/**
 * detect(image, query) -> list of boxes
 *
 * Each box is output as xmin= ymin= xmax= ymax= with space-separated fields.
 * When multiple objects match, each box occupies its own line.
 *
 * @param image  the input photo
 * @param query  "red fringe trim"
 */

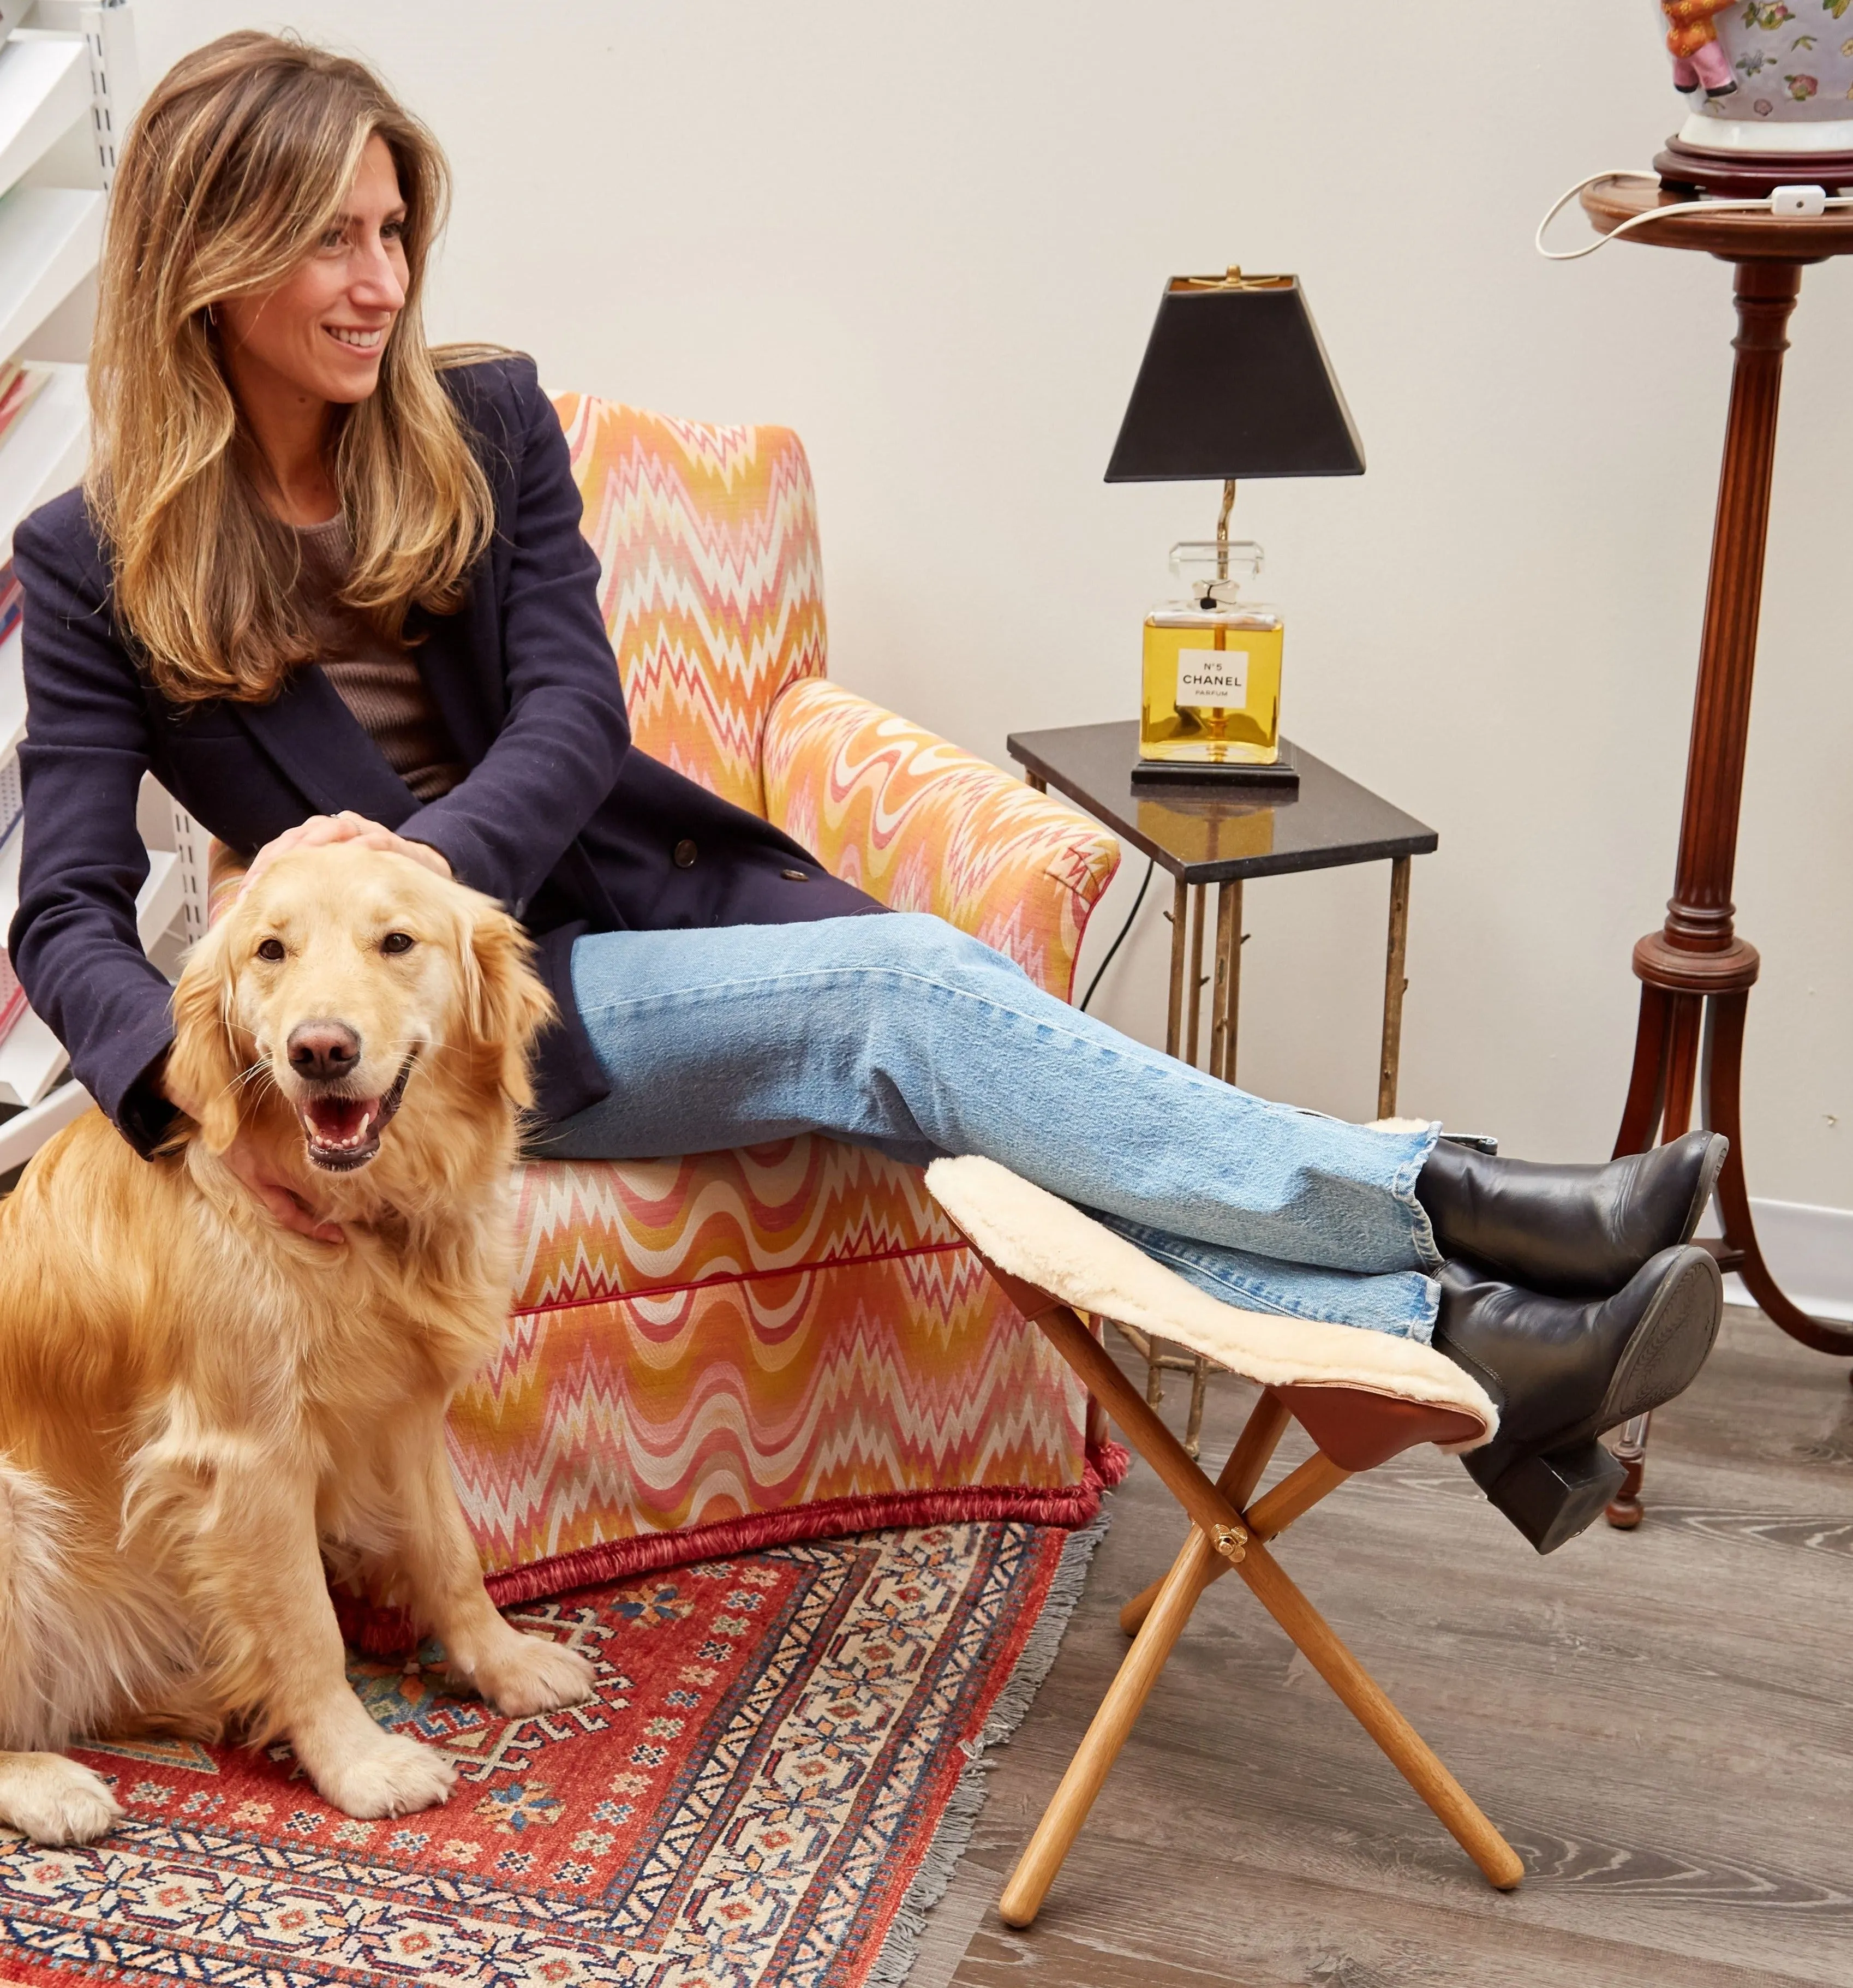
xmin=332 ymin=1440 xmax=1131 ymax=1658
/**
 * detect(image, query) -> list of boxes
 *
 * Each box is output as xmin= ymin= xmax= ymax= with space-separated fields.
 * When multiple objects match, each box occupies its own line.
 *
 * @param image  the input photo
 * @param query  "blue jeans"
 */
xmin=542 ymin=914 xmax=1444 ymax=1340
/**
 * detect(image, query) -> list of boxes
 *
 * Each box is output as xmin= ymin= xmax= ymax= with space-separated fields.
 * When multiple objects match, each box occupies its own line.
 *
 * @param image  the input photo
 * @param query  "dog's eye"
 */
xmin=255 ymin=938 xmax=286 ymax=963
xmin=381 ymin=932 xmax=416 ymax=956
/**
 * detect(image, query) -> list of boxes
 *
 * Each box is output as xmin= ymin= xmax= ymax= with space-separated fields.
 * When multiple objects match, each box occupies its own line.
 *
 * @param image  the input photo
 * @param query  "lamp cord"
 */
xmin=1079 ymin=856 xmax=1156 ymax=1013
xmin=1535 ymin=169 xmax=1853 ymax=262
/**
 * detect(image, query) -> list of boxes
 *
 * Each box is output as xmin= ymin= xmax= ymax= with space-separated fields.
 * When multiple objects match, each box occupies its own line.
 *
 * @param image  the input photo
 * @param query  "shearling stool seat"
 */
xmin=924 ymin=1155 xmax=1526 ymax=1923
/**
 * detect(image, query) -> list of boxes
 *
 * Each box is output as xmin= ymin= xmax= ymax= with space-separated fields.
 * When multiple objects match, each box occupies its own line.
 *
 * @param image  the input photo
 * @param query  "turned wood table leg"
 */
xmin=1609 ymin=256 xmax=1853 ymax=1526
xmin=1614 ymin=984 xmax=1675 ymax=1160
xmin=1705 ymin=990 xmax=1853 ymax=1356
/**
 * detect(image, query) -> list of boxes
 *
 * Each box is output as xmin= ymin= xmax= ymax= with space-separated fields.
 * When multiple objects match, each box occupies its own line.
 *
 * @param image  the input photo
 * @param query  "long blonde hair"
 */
xmin=86 ymin=31 xmax=495 ymax=705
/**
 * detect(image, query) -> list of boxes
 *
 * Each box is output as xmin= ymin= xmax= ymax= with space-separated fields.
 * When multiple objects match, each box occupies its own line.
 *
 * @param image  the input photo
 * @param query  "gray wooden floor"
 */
xmin=909 ymin=1305 xmax=1853 ymax=1988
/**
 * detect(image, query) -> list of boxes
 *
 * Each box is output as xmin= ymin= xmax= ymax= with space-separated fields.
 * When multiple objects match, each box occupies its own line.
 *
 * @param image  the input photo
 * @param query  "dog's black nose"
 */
xmin=287 ymin=1020 xmax=362 ymax=1083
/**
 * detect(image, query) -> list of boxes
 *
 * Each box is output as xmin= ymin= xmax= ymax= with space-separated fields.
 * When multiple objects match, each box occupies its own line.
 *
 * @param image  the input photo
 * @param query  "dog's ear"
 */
xmin=165 ymin=920 xmax=246 ymax=1154
xmin=461 ymin=902 xmax=556 ymax=1108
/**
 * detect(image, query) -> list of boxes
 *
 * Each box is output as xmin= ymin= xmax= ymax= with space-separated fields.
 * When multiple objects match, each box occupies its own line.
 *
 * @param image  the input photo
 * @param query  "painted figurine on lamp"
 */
xmin=1661 ymin=1 xmax=1737 ymax=99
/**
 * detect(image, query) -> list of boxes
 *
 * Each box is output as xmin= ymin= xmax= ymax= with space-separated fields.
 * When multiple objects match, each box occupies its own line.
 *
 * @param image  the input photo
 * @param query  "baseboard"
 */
xmin=1700 ymin=1196 xmax=1853 ymax=1323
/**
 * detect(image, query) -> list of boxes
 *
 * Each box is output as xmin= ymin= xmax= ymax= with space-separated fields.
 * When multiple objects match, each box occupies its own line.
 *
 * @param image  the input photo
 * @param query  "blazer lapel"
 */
xmin=231 ymin=664 xmax=419 ymax=827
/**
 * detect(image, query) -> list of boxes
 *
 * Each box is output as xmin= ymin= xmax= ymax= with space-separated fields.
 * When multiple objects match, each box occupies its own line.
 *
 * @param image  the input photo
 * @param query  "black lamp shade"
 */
xmin=1105 ymin=276 xmax=1364 ymax=483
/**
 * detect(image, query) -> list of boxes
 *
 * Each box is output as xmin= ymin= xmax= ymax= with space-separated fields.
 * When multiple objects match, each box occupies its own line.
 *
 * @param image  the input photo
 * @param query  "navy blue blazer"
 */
xmin=9 ymin=354 xmax=877 ymax=1155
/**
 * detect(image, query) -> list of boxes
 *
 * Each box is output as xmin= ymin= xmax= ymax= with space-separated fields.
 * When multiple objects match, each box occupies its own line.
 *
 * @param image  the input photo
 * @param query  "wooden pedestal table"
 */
xmin=1579 ymin=181 xmax=1853 ymax=1527
xmin=1009 ymin=720 xmax=1438 ymax=1454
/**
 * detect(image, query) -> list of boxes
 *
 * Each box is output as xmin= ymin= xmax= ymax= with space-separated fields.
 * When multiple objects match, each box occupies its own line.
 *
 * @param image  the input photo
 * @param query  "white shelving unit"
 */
xmin=0 ymin=29 xmax=91 ymax=203
xmin=0 ymin=184 xmax=101 ymax=368
xmin=0 ymin=1 xmax=199 ymax=1168
xmin=0 ymin=354 xmax=82 ymax=554
xmin=0 ymin=844 xmax=176 ymax=1111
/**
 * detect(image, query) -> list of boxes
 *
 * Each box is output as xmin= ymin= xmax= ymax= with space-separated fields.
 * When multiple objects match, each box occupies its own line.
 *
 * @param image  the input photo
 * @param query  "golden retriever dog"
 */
xmin=0 ymin=842 xmax=595 ymax=1846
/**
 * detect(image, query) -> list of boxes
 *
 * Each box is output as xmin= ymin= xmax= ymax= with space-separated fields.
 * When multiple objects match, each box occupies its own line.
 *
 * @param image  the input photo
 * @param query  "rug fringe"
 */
xmin=335 ymin=1445 xmax=1128 ymax=1656
xmin=858 ymin=1507 xmax=1112 ymax=1988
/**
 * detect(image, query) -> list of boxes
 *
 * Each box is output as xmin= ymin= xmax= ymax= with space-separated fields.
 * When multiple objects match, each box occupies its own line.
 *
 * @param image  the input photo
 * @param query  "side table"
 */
xmin=1577 ymin=181 xmax=1853 ymax=1530
xmin=1007 ymin=721 xmax=1438 ymax=1451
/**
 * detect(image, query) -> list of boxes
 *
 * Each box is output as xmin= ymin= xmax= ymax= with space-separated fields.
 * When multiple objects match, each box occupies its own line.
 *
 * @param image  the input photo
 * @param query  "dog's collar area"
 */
xmin=297 ymin=1048 xmax=420 ymax=1172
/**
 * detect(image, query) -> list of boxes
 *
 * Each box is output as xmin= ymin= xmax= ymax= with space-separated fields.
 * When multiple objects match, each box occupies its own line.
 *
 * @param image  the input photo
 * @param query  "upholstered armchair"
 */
xmin=436 ymin=397 xmax=1126 ymax=1605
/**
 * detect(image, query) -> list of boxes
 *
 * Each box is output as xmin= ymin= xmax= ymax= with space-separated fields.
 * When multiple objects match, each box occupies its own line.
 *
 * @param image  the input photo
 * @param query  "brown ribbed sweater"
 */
xmin=294 ymin=517 xmax=465 ymax=802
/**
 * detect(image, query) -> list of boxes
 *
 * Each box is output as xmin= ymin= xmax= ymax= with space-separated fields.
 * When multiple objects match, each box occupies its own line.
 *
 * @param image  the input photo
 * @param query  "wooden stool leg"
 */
xmin=1000 ymin=1525 xmax=1222 ymax=1927
xmin=1120 ymin=1389 xmax=1292 ymax=1635
xmin=1234 ymin=1539 xmax=1525 ymax=1891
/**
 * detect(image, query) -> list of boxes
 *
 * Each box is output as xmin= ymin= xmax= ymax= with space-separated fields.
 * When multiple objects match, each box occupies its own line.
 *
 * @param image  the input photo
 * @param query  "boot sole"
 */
xmin=1466 ymin=1246 xmax=1723 ymax=1554
xmin=1676 ymin=1134 xmax=1730 ymax=1251
xmin=1589 ymin=1246 xmax=1723 ymax=1442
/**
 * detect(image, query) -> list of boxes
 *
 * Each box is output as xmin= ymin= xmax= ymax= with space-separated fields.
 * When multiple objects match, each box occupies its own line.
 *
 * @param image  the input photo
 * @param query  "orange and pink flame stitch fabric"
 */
xmin=242 ymin=395 xmax=1129 ymax=1601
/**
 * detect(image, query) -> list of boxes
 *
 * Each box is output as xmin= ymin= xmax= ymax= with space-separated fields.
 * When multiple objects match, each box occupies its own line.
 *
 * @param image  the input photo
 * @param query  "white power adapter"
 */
xmin=1771 ymin=184 xmax=1828 ymax=218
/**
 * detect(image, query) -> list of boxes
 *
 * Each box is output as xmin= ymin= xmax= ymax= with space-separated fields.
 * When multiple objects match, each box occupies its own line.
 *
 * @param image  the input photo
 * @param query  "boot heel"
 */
xmin=1476 ymin=1440 xmax=1625 ymax=1556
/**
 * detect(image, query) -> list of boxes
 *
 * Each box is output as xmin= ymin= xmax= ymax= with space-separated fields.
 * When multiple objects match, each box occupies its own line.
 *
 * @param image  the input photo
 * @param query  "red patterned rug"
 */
xmin=0 ymin=1518 xmax=1103 ymax=1987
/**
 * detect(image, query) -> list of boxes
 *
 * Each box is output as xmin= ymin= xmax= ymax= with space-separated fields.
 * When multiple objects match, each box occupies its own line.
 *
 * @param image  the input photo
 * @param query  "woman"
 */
xmin=11 ymin=32 xmax=1724 ymax=1553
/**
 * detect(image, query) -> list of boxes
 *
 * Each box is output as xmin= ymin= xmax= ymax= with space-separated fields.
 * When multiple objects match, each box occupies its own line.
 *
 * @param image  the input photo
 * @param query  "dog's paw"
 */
xmin=313 ymin=1732 xmax=456 ymax=1820
xmin=474 ymin=1633 xmax=597 ymax=1719
xmin=0 ymin=1754 xmax=123 ymax=1846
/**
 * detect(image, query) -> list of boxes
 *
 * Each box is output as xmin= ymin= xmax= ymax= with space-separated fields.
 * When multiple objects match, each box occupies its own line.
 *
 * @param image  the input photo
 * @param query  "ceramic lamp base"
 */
xmin=1655 ymin=134 xmax=1853 ymax=198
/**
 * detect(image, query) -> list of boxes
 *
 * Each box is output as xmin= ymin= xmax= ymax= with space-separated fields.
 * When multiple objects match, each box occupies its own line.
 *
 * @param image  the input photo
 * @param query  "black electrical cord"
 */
xmin=1078 ymin=856 xmax=1156 ymax=1013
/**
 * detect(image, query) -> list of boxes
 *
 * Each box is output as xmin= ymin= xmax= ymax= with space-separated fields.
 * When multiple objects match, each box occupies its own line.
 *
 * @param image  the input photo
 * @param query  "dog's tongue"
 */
xmin=302 ymin=1095 xmax=376 ymax=1147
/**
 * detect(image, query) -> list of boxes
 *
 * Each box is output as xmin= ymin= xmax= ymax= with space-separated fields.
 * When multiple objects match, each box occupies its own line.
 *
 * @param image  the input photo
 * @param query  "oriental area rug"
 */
xmin=0 ymin=1517 xmax=1104 ymax=1988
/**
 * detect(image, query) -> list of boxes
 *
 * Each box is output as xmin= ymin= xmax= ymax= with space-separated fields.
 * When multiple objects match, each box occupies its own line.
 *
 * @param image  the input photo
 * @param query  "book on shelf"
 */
xmin=0 ymin=363 xmax=49 ymax=449
xmin=0 ymin=749 xmax=19 ymax=851
xmin=0 ymin=951 xmax=25 ymax=1048
xmin=0 ymin=560 xmax=18 ymax=647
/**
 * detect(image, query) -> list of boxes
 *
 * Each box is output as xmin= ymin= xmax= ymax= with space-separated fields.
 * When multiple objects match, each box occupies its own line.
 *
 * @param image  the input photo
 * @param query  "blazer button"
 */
xmin=673 ymin=839 xmax=698 ymax=868
xmin=781 ymin=869 xmax=808 ymax=881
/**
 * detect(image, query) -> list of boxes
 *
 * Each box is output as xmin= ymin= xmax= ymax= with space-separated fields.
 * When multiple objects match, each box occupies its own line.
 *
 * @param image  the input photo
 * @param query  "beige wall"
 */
xmin=135 ymin=1 xmax=1853 ymax=1207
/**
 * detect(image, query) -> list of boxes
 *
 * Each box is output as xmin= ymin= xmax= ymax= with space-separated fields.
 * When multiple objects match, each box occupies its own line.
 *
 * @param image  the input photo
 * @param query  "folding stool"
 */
xmin=924 ymin=1156 xmax=1526 ymax=1924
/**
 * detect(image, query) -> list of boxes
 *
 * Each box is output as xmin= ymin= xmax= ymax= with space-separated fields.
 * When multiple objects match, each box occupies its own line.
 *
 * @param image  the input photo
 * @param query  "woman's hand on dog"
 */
xmin=160 ymin=1069 xmax=345 ymax=1245
xmin=218 ymin=1136 xmax=347 ymax=1245
xmin=243 ymin=812 xmax=453 ymax=893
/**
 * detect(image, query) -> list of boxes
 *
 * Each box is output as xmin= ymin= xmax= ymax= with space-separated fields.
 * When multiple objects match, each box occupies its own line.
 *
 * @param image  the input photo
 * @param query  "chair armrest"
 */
xmin=762 ymin=679 xmax=1121 ymax=1001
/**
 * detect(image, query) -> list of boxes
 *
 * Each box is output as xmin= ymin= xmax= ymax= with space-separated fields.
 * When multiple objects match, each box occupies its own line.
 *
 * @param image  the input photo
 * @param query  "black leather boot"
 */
xmin=1433 ymin=1246 xmax=1722 ymax=1554
xmin=1415 ymin=1130 xmax=1727 ymax=1297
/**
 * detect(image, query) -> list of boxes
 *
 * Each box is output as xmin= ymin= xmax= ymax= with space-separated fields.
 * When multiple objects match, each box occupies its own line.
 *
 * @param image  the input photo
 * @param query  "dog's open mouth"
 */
xmin=296 ymin=1051 xmax=419 ymax=1172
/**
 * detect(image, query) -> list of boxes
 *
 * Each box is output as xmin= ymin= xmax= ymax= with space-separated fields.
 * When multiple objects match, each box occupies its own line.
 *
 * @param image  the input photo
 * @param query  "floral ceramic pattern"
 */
xmin=1658 ymin=0 xmax=1853 ymax=117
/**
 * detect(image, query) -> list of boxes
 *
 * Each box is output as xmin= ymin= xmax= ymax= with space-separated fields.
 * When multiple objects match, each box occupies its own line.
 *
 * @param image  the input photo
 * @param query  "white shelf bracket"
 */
xmin=169 ymin=795 xmax=204 ymax=944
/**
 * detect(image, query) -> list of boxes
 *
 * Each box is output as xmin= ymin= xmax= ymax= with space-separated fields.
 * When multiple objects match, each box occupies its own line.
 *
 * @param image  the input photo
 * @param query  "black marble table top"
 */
xmin=1005 ymin=720 xmax=1438 ymax=886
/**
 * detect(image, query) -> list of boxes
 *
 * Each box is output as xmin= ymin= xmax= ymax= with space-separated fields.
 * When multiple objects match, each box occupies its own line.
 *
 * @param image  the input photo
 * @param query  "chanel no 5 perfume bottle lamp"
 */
xmin=1106 ymin=270 xmax=1364 ymax=787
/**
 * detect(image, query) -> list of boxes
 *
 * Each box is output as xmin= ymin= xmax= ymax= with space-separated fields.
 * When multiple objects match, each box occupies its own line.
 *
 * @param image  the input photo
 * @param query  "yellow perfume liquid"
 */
xmin=1140 ymin=611 xmax=1283 ymax=764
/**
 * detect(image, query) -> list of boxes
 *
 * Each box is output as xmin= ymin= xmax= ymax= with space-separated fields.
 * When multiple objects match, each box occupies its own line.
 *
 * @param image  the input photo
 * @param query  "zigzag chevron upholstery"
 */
xmin=764 ymin=678 xmax=1121 ymax=1004
xmin=552 ymin=394 xmax=827 ymax=819
xmin=449 ymin=1142 xmax=1111 ymax=1598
